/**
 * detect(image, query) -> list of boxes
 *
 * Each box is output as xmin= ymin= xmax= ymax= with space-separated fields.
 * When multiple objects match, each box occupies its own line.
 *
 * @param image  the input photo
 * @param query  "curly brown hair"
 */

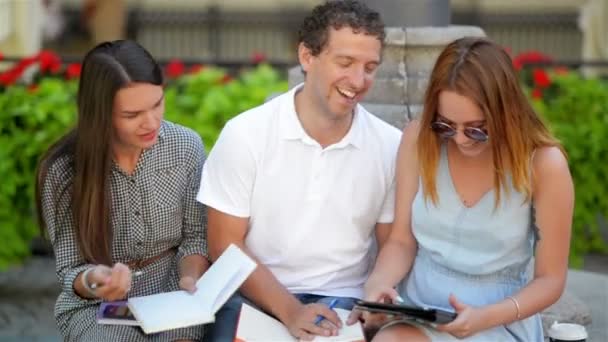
xmin=298 ymin=0 xmax=385 ymax=56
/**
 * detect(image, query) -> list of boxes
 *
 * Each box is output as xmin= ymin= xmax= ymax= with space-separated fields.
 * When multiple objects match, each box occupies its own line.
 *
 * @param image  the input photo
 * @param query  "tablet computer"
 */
xmin=354 ymin=300 xmax=457 ymax=324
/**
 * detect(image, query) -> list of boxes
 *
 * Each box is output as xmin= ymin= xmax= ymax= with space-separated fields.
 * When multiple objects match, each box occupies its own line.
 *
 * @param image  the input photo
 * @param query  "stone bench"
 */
xmin=0 ymin=257 xmax=603 ymax=341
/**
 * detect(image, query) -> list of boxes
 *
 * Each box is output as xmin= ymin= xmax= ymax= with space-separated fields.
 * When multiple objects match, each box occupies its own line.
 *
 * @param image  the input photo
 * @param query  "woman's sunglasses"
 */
xmin=431 ymin=121 xmax=489 ymax=142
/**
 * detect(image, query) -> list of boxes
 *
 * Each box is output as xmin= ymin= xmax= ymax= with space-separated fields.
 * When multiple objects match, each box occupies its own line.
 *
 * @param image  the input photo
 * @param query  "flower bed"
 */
xmin=0 ymin=51 xmax=287 ymax=269
xmin=0 ymin=49 xmax=606 ymax=268
xmin=515 ymin=51 xmax=608 ymax=266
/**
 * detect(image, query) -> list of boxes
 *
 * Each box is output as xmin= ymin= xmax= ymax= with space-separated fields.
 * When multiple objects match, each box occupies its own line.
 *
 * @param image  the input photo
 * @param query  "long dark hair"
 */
xmin=35 ymin=40 xmax=164 ymax=265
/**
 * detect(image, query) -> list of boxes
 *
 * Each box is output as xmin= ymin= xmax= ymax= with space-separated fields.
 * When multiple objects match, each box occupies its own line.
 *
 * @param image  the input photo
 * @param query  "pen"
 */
xmin=91 ymin=270 xmax=143 ymax=290
xmin=314 ymin=298 xmax=339 ymax=325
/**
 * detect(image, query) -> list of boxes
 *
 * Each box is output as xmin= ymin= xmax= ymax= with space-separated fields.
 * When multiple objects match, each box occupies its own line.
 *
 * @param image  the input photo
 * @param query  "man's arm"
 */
xmin=207 ymin=207 xmax=340 ymax=340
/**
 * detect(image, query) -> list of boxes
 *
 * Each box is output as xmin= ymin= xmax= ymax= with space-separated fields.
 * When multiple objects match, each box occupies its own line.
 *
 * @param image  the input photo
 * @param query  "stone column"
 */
xmin=361 ymin=0 xmax=450 ymax=27
xmin=288 ymin=1 xmax=485 ymax=128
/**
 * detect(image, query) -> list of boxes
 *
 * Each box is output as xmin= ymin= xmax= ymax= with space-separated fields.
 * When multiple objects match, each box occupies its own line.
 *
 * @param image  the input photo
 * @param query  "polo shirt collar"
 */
xmin=280 ymin=83 xmax=364 ymax=149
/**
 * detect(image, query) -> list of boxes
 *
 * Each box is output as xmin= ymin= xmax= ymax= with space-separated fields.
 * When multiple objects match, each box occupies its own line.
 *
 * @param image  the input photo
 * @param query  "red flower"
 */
xmin=0 ymin=55 xmax=38 ymax=86
xmin=65 ymin=63 xmax=82 ymax=80
xmin=189 ymin=64 xmax=205 ymax=74
xmin=531 ymin=88 xmax=543 ymax=100
xmin=0 ymin=69 xmax=21 ymax=86
xmin=532 ymin=68 xmax=551 ymax=88
xmin=512 ymin=51 xmax=553 ymax=71
xmin=251 ymin=52 xmax=266 ymax=64
xmin=220 ymin=74 xmax=233 ymax=84
xmin=38 ymin=50 xmax=61 ymax=74
xmin=28 ymin=84 xmax=39 ymax=93
xmin=165 ymin=59 xmax=185 ymax=78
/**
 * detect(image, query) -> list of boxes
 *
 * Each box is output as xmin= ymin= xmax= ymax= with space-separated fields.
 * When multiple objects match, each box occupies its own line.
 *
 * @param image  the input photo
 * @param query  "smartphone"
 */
xmin=96 ymin=301 xmax=139 ymax=326
xmin=354 ymin=299 xmax=457 ymax=324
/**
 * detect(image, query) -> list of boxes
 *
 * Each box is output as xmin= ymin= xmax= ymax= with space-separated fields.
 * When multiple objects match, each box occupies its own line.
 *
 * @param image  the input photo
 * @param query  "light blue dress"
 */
xmin=398 ymin=145 xmax=543 ymax=342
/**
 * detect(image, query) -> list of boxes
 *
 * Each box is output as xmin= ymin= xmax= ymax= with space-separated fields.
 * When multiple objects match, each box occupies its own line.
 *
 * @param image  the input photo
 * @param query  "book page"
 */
xmin=235 ymin=304 xmax=365 ymax=342
xmin=313 ymin=309 xmax=365 ymax=342
xmin=195 ymin=244 xmax=257 ymax=312
xmin=235 ymin=303 xmax=295 ymax=342
xmin=128 ymin=291 xmax=214 ymax=334
xmin=128 ymin=244 xmax=256 ymax=334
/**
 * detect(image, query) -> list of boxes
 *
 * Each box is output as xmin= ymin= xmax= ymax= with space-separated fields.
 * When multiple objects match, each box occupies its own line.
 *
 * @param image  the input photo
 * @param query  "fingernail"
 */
xmin=395 ymin=295 xmax=405 ymax=303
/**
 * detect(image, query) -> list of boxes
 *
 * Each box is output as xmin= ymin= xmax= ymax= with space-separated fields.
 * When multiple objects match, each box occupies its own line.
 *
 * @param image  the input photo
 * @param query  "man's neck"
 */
xmin=294 ymin=87 xmax=354 ymax=148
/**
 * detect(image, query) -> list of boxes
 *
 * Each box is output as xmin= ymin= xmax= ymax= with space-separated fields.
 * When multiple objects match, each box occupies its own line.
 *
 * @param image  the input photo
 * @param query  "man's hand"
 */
xmin=284 ymin=302 xmax=342 ymax=341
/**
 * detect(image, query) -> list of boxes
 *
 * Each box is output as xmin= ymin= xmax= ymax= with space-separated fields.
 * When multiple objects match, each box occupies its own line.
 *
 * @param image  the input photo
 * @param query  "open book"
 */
xmin=126 ymin=244 xmax=256 ymax=334
xmin=235 ymin=303 xmax=365 ymax=342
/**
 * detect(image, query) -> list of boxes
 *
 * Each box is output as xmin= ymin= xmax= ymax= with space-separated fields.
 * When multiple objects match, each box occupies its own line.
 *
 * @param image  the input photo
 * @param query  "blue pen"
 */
xmin=314 ymin=298 xmax=339 ymax=325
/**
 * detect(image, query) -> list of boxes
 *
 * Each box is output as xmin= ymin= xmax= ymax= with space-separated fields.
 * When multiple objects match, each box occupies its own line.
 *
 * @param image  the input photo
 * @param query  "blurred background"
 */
xmin=0 ymin=0 xmax=602 ymax=67
xmin=1 ymin=1 xmax=607 ymax=341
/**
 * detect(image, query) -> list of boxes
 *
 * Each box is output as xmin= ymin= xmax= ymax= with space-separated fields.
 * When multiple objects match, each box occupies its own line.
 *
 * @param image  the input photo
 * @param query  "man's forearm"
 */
xmin=240 ymin=259 xmax=302 ymax=324
xmin=213 ymin=240 xmax=301 ymax=324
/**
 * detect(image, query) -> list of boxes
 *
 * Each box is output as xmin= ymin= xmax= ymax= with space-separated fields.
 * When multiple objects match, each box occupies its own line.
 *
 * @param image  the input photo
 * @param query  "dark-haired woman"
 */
xmin=36 ymin=40 xmax=208 ymax=341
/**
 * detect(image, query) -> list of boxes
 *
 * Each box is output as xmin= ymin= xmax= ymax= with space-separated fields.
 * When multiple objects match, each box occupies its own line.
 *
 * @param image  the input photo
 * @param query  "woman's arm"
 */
xmin=485 ymin=146 xmax=574 ymax=325
xmin=40 ymin=158 xmax=99 ymax=300
xmin=177 ymin=135 xmax=211 ymax=289
xmin=364 ymin=121 xmax=421 ymax=297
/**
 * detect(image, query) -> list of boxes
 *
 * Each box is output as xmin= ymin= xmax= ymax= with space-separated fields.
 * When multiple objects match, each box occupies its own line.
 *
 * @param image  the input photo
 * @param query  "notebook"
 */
xmin=96 ymin=301 xmax=139 ymax=326
xmin=235 ymin=303 xmax=365 ymax=342
xmin=127 ymin=244 xmax=257 ymax=334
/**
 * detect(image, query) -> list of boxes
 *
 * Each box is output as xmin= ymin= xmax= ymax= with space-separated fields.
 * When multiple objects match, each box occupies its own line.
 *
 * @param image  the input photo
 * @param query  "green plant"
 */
xmin=0 ymin=62 xmax=287 ymax=269
xmin=0 ymin=78 xmax=77 ymax=269
xmin=164 ymin=64 xmax=287 ymax=148
xmin=529 ymin=71 xmax=608 ymax=266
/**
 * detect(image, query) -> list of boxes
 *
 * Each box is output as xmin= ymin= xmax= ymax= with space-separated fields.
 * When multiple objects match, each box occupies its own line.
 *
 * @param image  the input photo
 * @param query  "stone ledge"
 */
xmin=385 ymin=26 xmax=486 ymax=47
xmin=1 ymin=258 xmax=603 ymax=341
xmin=0 ymin=257 xmax=59 ymax=296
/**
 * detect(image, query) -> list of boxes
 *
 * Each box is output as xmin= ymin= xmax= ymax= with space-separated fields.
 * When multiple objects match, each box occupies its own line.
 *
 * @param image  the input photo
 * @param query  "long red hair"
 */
xmin=417 ymin=37 xmax=563 ymax=207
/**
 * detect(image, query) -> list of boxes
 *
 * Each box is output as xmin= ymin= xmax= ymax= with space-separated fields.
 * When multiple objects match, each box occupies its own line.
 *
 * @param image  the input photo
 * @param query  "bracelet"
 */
xmin=80 ymin=267 xmax=97 ymax=297
xmin=506 ymin=296 xmax=521 ymax=320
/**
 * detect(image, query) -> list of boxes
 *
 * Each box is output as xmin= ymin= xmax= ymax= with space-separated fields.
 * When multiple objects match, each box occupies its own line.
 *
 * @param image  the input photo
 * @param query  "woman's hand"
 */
xmin=87 ymin=263 xmax=133 ymax=301
xmin=179 ymin=276 xmax=198 ymax=294
xmin=177 ymin=254 xmax=210 ymax=294
xmin=435 ymin=294 xmax=487 ymax=339
xmin=346 ymin=285 xmax=400 ymax=328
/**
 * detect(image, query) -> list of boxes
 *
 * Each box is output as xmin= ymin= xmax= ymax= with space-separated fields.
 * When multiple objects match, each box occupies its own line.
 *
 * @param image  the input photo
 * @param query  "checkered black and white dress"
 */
xmin=40 ymin=121 xmax=208 ymax=341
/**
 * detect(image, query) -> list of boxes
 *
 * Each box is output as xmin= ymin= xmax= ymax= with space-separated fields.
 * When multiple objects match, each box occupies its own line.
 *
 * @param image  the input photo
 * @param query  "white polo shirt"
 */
xmin=197 ymin=84 xmax=401 ymax=299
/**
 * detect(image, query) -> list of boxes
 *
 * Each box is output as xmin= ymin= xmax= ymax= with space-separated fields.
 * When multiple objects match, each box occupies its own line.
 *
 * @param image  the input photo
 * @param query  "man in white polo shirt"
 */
xmin=197 ymin=1 xmax=401 ymax=340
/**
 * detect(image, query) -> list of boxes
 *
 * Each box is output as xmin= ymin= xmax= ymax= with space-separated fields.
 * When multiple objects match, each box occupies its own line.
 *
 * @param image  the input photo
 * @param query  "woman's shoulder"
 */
xmin=160 ymin=121 xmax=204 ymax=152
xmin=532 ymin=145 xmax=570 ymax=185
xmin=532 ymin=146 xmax=568 ymax=173
xmin=401 ymin=119 xmax=421 ymax=150
xmin=45 ymin=153 xmax=74 ymax=182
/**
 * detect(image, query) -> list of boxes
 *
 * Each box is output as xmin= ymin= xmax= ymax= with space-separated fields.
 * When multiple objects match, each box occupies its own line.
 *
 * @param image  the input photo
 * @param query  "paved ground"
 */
xmin=0 ymin=254 xmax=606 ymax=342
